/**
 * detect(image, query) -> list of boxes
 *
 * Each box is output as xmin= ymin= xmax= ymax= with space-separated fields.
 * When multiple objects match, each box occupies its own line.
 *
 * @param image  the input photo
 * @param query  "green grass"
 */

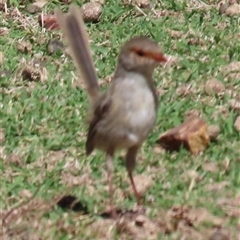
xmin=1 ymin=0 xmax=240 ymax=239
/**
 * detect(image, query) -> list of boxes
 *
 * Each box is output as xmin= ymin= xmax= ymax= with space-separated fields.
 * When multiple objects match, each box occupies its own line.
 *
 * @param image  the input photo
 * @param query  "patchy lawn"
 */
xmin=1 ymin=0 xmax=239 ymax=239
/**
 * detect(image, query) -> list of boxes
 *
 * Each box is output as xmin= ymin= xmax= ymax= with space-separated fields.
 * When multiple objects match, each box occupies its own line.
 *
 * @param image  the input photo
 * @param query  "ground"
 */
xmin=0 ymin=0 xmax=240 ymax=239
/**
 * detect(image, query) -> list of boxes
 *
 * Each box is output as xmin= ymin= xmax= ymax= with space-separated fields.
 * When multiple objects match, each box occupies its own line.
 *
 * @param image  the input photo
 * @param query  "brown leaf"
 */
xmin=157 ymin=117 xmax=210 ymax=154
xmin=38 ymin=14 xmax=59 ymax=30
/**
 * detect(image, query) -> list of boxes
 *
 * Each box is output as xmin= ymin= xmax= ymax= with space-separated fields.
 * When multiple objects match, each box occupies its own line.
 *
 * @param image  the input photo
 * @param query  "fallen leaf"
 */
xmin=157 ymin=116 xmax=210 ymax=154
xmin=38 ymin=14 xmax=59 ymax=30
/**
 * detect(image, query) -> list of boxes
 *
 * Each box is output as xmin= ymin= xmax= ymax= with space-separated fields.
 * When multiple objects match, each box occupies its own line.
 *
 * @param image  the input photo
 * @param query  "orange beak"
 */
xmin=149 ymin=52 xmax=167 ymax=63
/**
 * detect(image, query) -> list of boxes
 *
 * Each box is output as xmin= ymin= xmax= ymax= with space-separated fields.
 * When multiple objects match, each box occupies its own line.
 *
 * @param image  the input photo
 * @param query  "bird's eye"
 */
xmin=135 ymin=50 xmax=145 ymax=57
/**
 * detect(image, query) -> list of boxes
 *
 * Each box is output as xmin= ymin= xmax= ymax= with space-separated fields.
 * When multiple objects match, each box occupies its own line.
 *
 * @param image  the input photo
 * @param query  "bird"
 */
xmin=55 ymin=4 xmax=167 ymax=218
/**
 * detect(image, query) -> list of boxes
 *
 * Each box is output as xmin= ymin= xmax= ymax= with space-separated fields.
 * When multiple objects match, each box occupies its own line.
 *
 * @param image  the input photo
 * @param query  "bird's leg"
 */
xmin=126 ymin=146 xmax=141 ymax=206
xmin=106 ymin=151 xmax=116 ymax=218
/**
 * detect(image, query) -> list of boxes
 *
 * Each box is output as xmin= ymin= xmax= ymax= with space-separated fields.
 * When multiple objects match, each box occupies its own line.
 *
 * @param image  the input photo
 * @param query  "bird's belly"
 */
xmin=95 ymin=86 xmax=156 ymax=150
xmin=125 ymin=94 xmax=156 ymax=144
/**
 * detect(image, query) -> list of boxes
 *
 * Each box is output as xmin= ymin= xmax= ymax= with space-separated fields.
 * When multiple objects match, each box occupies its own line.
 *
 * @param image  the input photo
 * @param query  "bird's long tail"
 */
xmin=55 ymin=4 xmax=100 ymax=104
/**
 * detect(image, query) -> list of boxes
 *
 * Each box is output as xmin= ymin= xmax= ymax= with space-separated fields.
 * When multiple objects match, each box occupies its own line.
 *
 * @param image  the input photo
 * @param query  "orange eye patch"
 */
xmin=130 ymin=47 xmax=167 ymax=63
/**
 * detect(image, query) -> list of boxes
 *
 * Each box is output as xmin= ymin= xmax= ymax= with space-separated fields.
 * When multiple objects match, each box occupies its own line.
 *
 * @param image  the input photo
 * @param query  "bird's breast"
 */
xmin=112 ymin=73 xmax=157 ymax=141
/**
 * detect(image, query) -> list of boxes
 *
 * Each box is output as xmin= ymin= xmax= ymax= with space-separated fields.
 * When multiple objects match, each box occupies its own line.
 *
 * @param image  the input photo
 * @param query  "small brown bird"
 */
xmin=55 ymin=4 xmax=167 ymax=217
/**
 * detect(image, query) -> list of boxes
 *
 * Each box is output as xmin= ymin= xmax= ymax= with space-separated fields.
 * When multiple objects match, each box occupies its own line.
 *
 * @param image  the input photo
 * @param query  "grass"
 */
xmin=1 ymin=0 xmax=240 ymax=239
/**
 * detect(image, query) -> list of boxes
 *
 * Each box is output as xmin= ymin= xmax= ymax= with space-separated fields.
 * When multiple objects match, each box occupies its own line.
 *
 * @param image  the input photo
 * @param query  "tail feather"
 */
xmin=55 ymin=4 xmax=100 ymax=103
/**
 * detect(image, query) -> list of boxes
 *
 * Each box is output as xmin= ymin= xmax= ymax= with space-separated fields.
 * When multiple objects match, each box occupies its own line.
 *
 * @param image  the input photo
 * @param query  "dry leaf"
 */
xmin=157 ymin=117 xmax=210 ymax=154
xmin=38 ymin=14 xmax=59 ymax=30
